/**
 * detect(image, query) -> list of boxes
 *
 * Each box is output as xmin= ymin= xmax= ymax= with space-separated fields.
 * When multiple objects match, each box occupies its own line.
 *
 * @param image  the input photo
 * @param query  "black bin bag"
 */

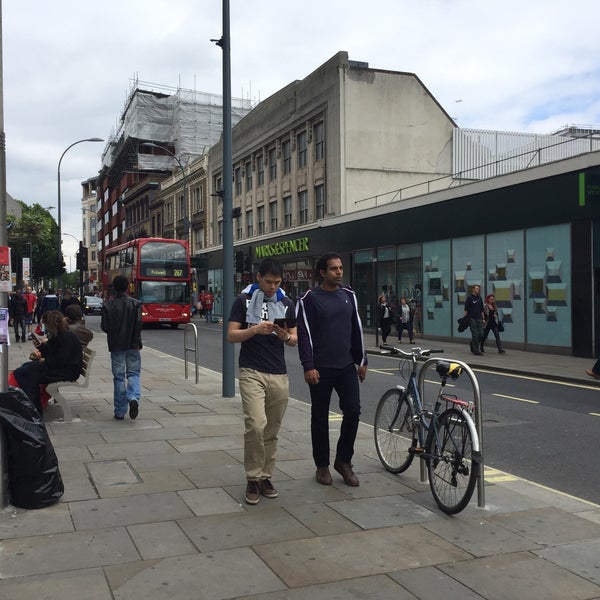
xmin=0 ymin=388 xmax=64 ymax=509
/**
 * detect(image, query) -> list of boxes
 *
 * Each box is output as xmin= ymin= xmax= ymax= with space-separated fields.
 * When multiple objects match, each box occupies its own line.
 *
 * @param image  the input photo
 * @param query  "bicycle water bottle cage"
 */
xmin=436 ymin=361 xmax=463 ymax=380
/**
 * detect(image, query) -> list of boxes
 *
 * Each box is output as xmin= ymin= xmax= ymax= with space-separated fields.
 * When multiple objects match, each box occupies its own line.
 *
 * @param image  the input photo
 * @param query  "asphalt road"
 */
xmin=87 ymin=316 xmax=600 ymax=505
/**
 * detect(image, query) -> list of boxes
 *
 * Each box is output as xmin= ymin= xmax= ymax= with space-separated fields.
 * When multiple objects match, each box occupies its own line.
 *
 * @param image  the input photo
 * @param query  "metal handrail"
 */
xmin=183 ymin=323 xmax=200 ymax=384
xmin=417 ymin=357 xmax=485 ymax=508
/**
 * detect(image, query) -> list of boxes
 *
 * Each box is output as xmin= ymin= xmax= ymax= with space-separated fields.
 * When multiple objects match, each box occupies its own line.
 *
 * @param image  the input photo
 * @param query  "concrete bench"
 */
xmin=46 ymin=347 xmax=96 ymax=422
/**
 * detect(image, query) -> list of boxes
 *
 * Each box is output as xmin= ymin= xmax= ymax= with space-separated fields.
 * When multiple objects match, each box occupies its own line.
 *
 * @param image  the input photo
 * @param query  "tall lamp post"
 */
xmin=57 ymin=138 xmax=103 ymax=294
xmin=141 ymin=142 xmax=190 ymax=245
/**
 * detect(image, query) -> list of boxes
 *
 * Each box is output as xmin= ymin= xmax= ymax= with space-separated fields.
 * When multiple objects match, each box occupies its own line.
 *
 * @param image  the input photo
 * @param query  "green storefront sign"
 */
xmin=255 ymin=237 xmax=309 ymax=258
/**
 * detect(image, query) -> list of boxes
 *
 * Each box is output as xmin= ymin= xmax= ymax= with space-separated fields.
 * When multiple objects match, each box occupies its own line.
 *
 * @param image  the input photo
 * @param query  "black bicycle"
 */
xmin=373 ymin=345 xmax=481 ymax=514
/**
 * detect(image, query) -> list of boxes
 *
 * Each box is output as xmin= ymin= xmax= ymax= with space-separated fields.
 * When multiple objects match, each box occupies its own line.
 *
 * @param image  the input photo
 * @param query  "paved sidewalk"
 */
xmin=1 ymin=334 xmax=600 ymax=599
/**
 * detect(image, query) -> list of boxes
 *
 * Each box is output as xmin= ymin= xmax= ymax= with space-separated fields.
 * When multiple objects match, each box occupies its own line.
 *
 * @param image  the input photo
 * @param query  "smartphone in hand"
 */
xmin=273 ymin=318 xmax=297 ymax=328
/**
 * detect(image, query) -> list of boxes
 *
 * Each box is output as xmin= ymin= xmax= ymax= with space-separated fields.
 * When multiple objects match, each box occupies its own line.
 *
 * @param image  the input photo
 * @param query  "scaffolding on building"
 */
xmin=101 ymin=79 xmax=253 ymax=171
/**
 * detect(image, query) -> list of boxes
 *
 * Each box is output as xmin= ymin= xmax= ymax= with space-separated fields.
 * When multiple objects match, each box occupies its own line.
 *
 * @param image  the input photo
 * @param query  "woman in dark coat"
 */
xmin=13 ymin=310 xmax=83 ymax=415
xmin=481 ymin=293 xmax=505 ymax=354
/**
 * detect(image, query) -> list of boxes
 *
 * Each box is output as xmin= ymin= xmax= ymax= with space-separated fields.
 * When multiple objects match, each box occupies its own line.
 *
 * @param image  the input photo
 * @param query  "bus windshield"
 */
xmin=140 ymin=241 xmax=188 ymax=278
xmin=138 ymin=281 xmax=189 ymax=303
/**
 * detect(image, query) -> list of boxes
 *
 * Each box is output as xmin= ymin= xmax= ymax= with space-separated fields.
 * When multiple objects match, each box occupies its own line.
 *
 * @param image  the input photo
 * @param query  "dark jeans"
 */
xmin=13 ymin=317 xmax=25 ymax=340
xmin=308 ymin=363 xmax=361 ymax=467
xmin=14 ymin=361 xmax=47 ymax=415
xmin=482 ymin=322 xmax=502 ymax=350
xmin=469 ymin=318 xmax=484 ymax=352
xmin=397 ymin=321 xmax=414 ymax=342
xmin=380 ymin=318 xmax=392 ymax=342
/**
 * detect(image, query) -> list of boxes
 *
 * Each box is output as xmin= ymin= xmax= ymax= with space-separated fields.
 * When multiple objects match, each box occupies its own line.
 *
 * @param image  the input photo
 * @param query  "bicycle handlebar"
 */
xmin=379 ymin=344 xmax=444 ymax=358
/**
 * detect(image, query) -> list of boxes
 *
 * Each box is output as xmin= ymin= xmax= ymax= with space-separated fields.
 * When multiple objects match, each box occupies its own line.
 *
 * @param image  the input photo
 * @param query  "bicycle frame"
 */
xmin=375 ymin=344 xmax=482 ymax=513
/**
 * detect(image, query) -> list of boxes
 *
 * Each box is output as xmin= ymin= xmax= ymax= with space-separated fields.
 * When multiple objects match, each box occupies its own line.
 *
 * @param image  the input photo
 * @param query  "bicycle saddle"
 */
xmin=436 ymin=361 xmax=463 ymax=380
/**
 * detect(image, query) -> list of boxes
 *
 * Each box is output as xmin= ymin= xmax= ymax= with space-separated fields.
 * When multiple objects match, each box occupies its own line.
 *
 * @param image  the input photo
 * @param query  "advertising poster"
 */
xmin=23 ymin=257 xmax=30 ymax=283
xmin=0 ymin=246 xmax=11 ymax=292
xmin=0 ymin=308 xmax=9 ymax=345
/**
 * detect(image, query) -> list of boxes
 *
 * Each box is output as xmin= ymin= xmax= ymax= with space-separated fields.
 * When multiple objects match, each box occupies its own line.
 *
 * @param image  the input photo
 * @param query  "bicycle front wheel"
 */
xmin=374 ymin=388 xmax=416 ymax=473
xmin=426 ymin=407 xmax=478 ymax=514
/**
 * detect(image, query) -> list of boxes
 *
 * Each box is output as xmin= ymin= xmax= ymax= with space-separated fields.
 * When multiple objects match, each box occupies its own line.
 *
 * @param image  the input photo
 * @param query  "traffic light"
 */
xmin=76 ymin=246 xmax=89 ymax=271
xmin=235 ymin=251 xmax=244 ymax=273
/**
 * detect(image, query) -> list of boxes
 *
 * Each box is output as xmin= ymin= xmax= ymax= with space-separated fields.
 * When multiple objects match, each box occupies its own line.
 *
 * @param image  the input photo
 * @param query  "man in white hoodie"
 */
xmin=227 ymin=258 xmax=297 ymax=505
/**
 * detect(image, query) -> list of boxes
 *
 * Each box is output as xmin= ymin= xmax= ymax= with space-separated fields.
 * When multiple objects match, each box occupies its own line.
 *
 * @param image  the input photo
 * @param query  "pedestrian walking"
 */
xmin=378 ymin=294 xmax=393 ymax=344
xmin=203 ymin=289 xmax=214 ymax=323
xmin=464 ymin=284 xmax=485 ymax=356
xmin=101 ymin=275 xmax=143 ymax=420
xmin=296 ymin=252 xmax=368 ymax=487
xmin=23 ymin=285 xmax=37 ymax=335
xmin=227 ymin=258 xmax=297 ymax=505
xmin=481 ymin=293 xmax=505 ymax=354
xmin=9 ymin=289 xmax=27 ymax=342
xmin=396 ymin=296 xmax=415 ymax=344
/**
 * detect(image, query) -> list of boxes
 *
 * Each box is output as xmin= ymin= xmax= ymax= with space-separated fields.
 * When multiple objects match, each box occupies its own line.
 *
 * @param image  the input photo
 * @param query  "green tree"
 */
xmin=7 ymin=202 xmax=62 ymax=288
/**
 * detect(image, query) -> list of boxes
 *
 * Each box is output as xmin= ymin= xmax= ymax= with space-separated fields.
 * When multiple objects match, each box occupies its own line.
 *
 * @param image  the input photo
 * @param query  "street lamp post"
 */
xmin=57 ymin=138 xmax=103 ymax=294
xmin=141 ymin=142 xmax=190 ymax=246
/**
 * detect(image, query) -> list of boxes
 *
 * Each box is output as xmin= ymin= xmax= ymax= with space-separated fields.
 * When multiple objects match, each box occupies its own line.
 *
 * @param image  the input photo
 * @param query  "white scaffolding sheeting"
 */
xmin=102 ymin=86 xmax=252 ymax=168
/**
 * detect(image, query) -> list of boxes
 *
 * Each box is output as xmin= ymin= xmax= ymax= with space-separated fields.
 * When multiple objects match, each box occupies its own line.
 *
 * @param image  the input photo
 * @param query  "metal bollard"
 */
xmin=417 ymin=357 xmax=485 ymax=508
xmin=183 ymin=323 xmax=200 ymax=384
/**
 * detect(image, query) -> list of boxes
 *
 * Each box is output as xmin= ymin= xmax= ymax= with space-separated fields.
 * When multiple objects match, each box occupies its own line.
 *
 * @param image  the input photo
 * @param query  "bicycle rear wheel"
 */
xmin=426 ymin=407 xmax=478 ymax=514
xmin=374 ymin=388 xmax=416 ymax=473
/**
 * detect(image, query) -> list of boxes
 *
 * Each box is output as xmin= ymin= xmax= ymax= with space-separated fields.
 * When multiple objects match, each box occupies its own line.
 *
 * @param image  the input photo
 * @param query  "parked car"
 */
xmin=84 ymin=295 xmax=103 ymax=315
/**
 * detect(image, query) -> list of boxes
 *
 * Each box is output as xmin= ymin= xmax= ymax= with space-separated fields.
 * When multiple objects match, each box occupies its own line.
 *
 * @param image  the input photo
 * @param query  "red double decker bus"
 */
xmin=102 ymin=238 xmax=191 ymax=328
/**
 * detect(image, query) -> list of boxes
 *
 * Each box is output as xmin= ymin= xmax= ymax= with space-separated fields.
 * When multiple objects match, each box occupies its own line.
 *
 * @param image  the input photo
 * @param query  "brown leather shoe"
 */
xmin=315 ymin=466 xmax=332 ymax=485
xmin=333 ymin=460 xmax=359 ymax=487
xmin=585 ymin=369 xmax=600 ymax=380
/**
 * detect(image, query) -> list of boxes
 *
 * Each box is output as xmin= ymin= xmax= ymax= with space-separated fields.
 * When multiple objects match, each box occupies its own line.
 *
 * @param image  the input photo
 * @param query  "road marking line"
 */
xmin=590 ymin=412 xmax=600 ymax=417
xmin=486 ymin=474 xmax=519 ymax=482
xmin=475 ymin=368 xmax=600 ymax=390
xmin=369 ymin=368 xmax=396 ymax=375
xmin=492 ymin=393 xmax=539 ymax=404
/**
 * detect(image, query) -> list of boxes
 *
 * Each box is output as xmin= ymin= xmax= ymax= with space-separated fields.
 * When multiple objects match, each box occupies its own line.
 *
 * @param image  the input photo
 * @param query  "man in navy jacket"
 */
xmin=296 ymin=252 xmax=367 ymax=487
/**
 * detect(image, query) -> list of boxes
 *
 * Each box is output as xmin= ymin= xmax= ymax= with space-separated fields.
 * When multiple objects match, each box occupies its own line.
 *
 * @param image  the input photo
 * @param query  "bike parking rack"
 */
xmin=183 ymin=323 xmax=200 ymax=384
xmin=417 ymin=357 xmax=485 ymax=508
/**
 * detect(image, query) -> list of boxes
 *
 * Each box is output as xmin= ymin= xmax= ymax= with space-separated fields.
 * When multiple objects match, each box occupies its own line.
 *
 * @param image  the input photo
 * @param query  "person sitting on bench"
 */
xmin=13 ymin=310 xmax=82 ymax=416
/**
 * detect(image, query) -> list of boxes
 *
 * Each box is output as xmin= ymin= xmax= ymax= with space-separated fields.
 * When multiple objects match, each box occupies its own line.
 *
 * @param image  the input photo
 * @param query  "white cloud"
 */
xmin=2 ymin=0 xmax=599 ymax=266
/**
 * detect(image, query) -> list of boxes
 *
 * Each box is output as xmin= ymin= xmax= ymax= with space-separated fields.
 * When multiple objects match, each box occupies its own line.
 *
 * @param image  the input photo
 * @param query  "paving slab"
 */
xmin=242 ymin=573 xmax=416 ymax=600
xmin=535 ymin=537 xmax=600 ymax=586
xmin=254 ymin=525 xmax=471 ymax=588
xmin=0 ymin=567 xmax=113 ymax=600
xmin=128 ymin=449 xmax=236 ymax=471
xmin=489 ymin=506 xmax=600 ymax=546
xmin=104 ymin=548 xmax=287 ymax=599
xmin=69 ymin=491 xmax=195 ymax=530
xmin=390 ymin=565 xmax=486 ymax=600
xmin=328 ymin=494 xmax=437 ymax=529
xmin=87 ymin=459 xmax=139 ymax=487
xmin=0 ymin=502 xmax=73 ymax=540
xmin=126 ymin=521 xmax=198 ymax=560
xmin=0 ymin=527 xmax=140 ymax=578
xmin=439 ymin=551 xmax=600 ymax=600
xmin=169 ymin=435 xmax=244 ymax=453
xmin=100 ymin=426 xmax=199 ymax=443
xmin=177 ymin=487 xmax=246 ymax=516
xmin=283 ymin=503 xmax=362 ymax=536
xmin=95 ymin=468 xmax=195 ymax=498
xmin=178 ymin=506 xmax=314 ymax=552
xmin=87 ymin=440 xmax=177 ymax=460
xmin=422 ymin=514 xmax=540 ymax=556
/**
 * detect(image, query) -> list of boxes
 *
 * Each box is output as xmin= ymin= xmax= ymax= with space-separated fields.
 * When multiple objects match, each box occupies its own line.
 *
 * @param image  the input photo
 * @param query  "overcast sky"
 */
xmin=3 ymin=0 xmax=599 ymax=267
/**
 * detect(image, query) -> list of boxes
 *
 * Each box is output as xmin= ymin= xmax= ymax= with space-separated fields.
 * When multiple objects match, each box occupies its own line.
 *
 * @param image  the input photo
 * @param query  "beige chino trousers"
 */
xmin=239 ymin=368 xmax=289 ymax=480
